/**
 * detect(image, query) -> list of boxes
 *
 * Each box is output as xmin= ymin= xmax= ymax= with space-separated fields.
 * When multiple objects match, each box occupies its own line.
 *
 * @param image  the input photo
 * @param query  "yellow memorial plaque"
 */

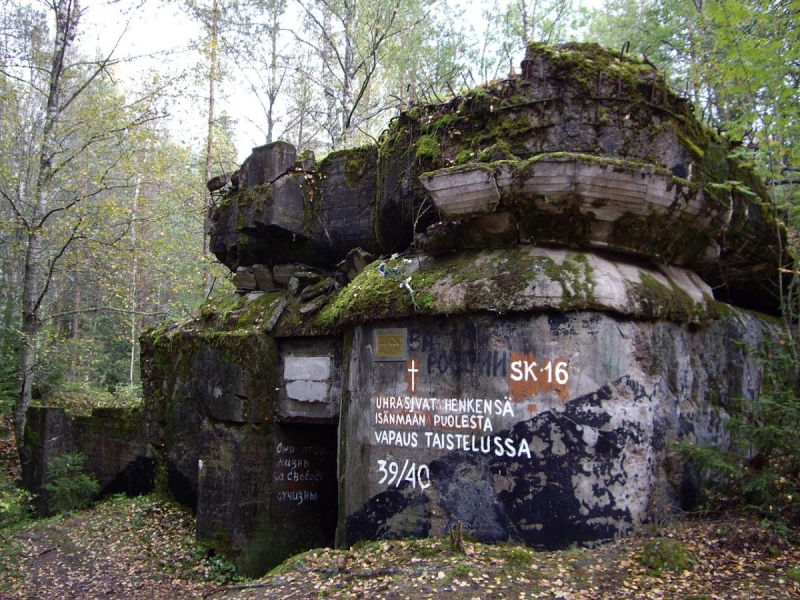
xmin=374 ymin=329 xmax=407 ymax=361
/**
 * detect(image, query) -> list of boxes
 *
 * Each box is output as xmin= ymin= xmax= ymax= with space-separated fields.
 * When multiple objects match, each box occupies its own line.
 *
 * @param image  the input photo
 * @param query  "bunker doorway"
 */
xmin=275 ymin=422 xmax=339 ymax=550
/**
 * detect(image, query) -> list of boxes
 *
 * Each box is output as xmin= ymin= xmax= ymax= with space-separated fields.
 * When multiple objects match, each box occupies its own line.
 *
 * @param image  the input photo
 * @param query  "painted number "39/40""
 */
xmin=377 ymin=459 xmax=431 ymax=490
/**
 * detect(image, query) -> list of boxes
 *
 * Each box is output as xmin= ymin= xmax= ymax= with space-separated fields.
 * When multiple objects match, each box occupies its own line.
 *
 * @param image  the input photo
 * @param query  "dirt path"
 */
xmin=2 ymin=493 xmax=800 ymax=600
xmin=0 ymin=497 xmax=221 ymax=599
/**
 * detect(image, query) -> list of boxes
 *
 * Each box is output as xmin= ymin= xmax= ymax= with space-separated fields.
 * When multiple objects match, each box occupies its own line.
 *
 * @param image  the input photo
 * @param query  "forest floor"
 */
xmin=2 ymin=420 xmax=800 ymax=599
xmin=1 ymin=495 xmax=800 ymax=600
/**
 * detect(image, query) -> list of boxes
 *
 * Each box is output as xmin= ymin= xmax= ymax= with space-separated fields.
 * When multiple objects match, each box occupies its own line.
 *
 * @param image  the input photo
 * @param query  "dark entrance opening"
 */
xmin=273 ymin=422 xmax=339 ymax=551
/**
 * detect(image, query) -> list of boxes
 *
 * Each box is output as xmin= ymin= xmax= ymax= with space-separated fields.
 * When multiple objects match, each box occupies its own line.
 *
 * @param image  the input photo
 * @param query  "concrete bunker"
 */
xmin=23 ymin=42 xmax=790 ymax=576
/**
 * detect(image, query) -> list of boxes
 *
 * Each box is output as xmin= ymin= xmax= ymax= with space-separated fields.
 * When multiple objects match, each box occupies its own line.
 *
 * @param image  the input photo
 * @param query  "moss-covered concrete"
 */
xmin=625 ymin=271 xmax=704 ymax=324
xmin=372 ymin=42 xmax=788 ymax=313
xmin=313 ymin=247 xmax=713 ymax=327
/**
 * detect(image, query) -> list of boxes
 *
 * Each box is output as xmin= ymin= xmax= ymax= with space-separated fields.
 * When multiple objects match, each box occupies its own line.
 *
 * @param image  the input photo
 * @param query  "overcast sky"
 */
xmin=73 ymin=0 xmax=594 ymax=163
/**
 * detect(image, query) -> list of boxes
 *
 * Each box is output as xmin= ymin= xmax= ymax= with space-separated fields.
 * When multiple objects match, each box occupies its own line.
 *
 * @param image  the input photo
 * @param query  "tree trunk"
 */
xmin=266 ymin=10 xmax=280 ymax=143
xmin=203 ymin=0 xmax=219 ymax=296
xmin=14 ymin=0 xmax=80 ymax=455
xmin=70 ymin=272 xmax=81 ymax=381
xmin=341 ymin=4 xmax=356 ymax=147
xmin=321 ymin=8 xmax=341 ymax=149
xmin=16 ymin=228 xmax=42 ymax=453
xmin=128 ymin=175 xmax=141 ymax=386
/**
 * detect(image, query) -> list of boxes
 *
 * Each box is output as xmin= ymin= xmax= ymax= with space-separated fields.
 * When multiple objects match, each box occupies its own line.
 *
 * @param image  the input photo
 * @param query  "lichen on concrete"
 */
xmin=625 ymin=271 xmax=706 ymax=324
xmin=315 ymin=246 xmax=712 ymax=326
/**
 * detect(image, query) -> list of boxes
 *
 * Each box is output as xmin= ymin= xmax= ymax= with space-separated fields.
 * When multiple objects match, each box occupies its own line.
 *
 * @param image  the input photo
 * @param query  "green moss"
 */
xmin=297 ymin=149 xmax=314 ymax=164
xmin=414 ymin=290 xmax=437 ymax=310
xmin=676 ymin=133 xmax=704 ymax=159
xmin=235 ymin=293 xmax=285 ymax=329
xmin=707 ymin=298 xmax=734 ymax=320
xmin=238 ymin=185 xmax=273 ymax=229
xmin=313 ymin=257 xmax=444 ymax=328
xmin=515 ymin=197 xmax=596 ymax=248
xmin=317 ymin=145 xmax=376 ymax=187
xmin=461 ymin=256 xmax=537 ymax=310
xmin=639 ymin=537 xmax=697 ymax=573
xmin=610 ymin=210 xmax=710 ymax=264
xmin=415 ymin=135 xmax=442 ymax=162
xmin=317 ymin=260 xmax=423 ymax=326
xmin=194 ymin=293 xmax=285 ymax=333
xmin=496 ymin=113 xmax=534 ymax=140
xmin=526 ymin=41 xmax=662 ymax=99
xmin=311 ymin=304 xmax=335 ymax=329
xmin=271 ymin=295 xmax=340 ymax=337
xmin=298 ymin=171 xmax=323 ymax=236
xmin=475 ymin=142 xmax=516 ymax=163
xmin=428 ymin=113 xmax=460 ymax=134
xmin=544 ymin=253 xmax=596 ymax=309
xmin=457 ymin=86 xmax=493 ymax=113
xmin=315 ymin=247 xmax=604 ymax=323
xmin=505 ymin=547 xmax=533 ymax=566
xmin=343 ymin=145 xmax=375 ymax=185
xmin=454 ymin=149 xmax=474 ymax=165
xmin=626 ymin=271 xmax=707 ymax=323
xmin=198 ymin=295 xmax=242 ymax=328
xmin=422 ymin=152 xmax=679 ymax=181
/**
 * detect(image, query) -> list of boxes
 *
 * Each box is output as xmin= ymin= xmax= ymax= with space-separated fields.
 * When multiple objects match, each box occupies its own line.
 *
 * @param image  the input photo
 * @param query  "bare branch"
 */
xmin=0 ymin=187 xmax=31 ymax=231
xmin=47 ymin=306 xmax=169 ymax=320
xmin=33 ymin=215 xmax=84 ymax=317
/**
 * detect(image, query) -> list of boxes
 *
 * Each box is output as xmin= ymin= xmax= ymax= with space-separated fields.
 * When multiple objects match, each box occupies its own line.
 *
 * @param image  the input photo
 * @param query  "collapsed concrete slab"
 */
xmin=209 ymin=146 xmax=380 ymax=270
xmin=209 ymin=42 xmax=788 ymax=314
xmin=23 ymin=42 xmax=792 ymax=577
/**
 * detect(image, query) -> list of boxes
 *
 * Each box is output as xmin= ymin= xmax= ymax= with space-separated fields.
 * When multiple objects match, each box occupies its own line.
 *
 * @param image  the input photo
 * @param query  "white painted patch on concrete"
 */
xmin=286 ymin=380 xmax=330 ymax=403
xmin=284 ymin=356 xmax=331 ymax=381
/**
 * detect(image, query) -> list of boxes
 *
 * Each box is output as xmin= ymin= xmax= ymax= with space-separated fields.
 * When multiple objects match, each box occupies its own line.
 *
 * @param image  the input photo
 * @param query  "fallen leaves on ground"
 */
xmin=1 ymin=490 xmax=800 ymax=599
xmin=0 ymin=495 xmax=221 ymax=599
xmin=210 ymin=516 xmax=800 ymax=600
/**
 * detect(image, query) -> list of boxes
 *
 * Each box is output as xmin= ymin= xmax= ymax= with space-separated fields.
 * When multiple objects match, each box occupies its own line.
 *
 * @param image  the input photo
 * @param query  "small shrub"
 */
xmin=506 ymin=547 xmax=533 ymax=565
xmin=0 ymin=475 xmax=32 ymax=527
xmin=677 ymin=338 xmax=800 ymax=523
xmin=639 ymin=537 xmax=697 ymax=572
xmin=192 ymin=543 xmax=242 ymax=584
xmin=203 ymin=553 xmax=241 ymax=584
xmin=42 ymin=453 xmax=100 ymax=514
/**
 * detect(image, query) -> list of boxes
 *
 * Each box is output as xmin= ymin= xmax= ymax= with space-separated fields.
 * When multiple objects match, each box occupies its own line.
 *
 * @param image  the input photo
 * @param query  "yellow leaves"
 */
xmin=4 ymin=502 xmax=800 ymax=600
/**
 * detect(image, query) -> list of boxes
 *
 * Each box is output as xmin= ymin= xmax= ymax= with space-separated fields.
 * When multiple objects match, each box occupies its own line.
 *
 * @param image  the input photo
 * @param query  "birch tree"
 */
xmin=296 ymin=0 xmax=461 ymax=149
xmin=0 ymin=0 xmax=162 ymax=451
xmin=474 ymin=0 xmax=576 ymax=82
xmin=231 ymin=0 xmax=290 ymax=144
